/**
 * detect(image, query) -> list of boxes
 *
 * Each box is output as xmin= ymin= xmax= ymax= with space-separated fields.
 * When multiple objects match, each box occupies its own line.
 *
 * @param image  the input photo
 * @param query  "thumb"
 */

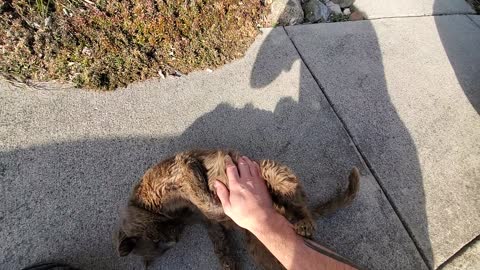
xmin=214 ymin=180 xmax=231 ymax=210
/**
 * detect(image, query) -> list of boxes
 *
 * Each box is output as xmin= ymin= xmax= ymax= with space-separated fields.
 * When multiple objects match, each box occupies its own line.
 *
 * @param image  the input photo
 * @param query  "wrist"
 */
xmin=249 ymin=211 xmax=292 ymax=237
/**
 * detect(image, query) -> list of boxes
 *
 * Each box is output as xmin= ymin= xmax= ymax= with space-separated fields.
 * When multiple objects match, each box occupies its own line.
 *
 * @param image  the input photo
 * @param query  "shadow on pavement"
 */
xmin=252 ymin=18 xmax=433 ymax=268
xmin=10 ymin=1 xmax=480 ymax=269
xmin=0 ymin=97 xmax=365 ymax=269
xmin=434 ymin=2 xmax=480 ymax=114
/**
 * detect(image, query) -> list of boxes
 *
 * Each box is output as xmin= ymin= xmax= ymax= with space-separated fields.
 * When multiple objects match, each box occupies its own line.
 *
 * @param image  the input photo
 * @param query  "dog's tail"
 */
xmin=312 ymin=167 xmax=360 ymax=219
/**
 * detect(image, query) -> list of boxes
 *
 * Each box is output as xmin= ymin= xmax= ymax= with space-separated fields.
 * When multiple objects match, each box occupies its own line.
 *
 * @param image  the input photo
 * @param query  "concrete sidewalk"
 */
xmin=1 ymin=12 xmax=479 ymax=270
xmin=355 ymin=0 xmax=475 ymax=19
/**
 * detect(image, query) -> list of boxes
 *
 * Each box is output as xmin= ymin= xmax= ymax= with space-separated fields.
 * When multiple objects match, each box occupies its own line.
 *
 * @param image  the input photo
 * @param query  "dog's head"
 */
xmin=115 ymin=205 xmax=185 ymax=260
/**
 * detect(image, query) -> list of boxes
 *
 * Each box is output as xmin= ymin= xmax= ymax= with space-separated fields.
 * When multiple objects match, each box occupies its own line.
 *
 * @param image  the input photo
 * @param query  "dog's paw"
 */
xmin=293 ymin=219 xmax=316 ymax=238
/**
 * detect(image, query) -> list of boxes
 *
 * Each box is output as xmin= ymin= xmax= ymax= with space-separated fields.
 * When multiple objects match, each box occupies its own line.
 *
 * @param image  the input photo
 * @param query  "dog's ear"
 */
xmin=117 ymin=229 xmax=138 ymax=257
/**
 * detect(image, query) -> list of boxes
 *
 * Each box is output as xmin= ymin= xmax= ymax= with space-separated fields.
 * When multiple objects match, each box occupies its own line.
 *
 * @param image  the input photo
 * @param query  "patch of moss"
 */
xmin=0 ymin=0 xmax=268 ymax=90
xmin=329 ymin=13 xmax=349 ymax=23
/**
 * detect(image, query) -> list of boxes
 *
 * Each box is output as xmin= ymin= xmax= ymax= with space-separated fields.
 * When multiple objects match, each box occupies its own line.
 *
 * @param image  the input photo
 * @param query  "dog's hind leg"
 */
xmin=259 ymin=160 xmax=316 ymax=238
xmin=205 ymin=221 xmax=238 ymax=270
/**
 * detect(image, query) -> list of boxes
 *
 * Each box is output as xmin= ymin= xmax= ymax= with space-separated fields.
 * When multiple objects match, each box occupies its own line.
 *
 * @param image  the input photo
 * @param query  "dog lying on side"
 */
xmin=115 ymin=149 xmax=360 ymax=269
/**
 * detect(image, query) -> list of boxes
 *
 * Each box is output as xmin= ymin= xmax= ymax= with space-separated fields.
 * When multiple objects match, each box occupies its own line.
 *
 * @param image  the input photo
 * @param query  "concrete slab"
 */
xmin=468 ymin=15 xmax=480 ymax=28
xmin=441 ymin=238 xmax=480 ymax=270
xmin=354 ymin=0 xmax=423 ymax=18
xmin=425 ymin=0 xmax=476 ymax=15
xmin=354 ymin=0 xmax=475 ymax=19
xmin=286 ymin=15 xmax=480 ymax=268
xmin=0 ymin=28 xmax=426 ymax=269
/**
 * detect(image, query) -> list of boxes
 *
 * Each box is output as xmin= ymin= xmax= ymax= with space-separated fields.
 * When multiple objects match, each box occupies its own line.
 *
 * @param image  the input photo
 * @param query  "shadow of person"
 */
xmin=0 ymin=4 xmax=442 ymax=270
xmin=0 ymin=97 xmax=364 ymax=270
xmin=250 ymin=9 xmax=434 ymax=269
xmin=433 ymin=1 xmax=480 ymax=113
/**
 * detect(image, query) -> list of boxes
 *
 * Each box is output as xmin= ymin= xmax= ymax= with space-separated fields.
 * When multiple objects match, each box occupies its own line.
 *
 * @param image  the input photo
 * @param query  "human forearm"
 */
xmin=250 ymin=213 xmax=356 ymax=270
xmin=215 ymin=156 xmax=356 ymax=270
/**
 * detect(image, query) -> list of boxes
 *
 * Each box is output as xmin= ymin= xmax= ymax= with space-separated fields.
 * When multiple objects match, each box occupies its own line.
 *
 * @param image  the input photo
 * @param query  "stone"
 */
xmin=302 ymin=0 xmax=330 ymax=23
xmin=44 ymin=16 xmax=52 ymax=28
xmin=343 ymin=8 xmax=351 ymax=15
xmin=266 ymin=0 xmax=304 ymax=26
xmin=81 ymin=46 xmax=92 ymax=56
xmin=331 ymin=0 xmax=355 ymax=8
xmin=349 ymin=11 xmax=364 ymax=20
xmin=158 ymin=70 xmax=165 ymax=79
xmin=326 ymin=1 xmax=343 ymax=15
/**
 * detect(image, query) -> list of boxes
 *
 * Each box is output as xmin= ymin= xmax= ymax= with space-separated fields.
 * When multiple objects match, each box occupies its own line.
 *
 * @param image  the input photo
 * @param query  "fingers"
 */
xmin=225 ymin=155 xmax=240 ymax=185
xmin=243 ymin=156 xmax=260 ymax=177
xmin=214 ymin=180 xmax=231 ymax=210
xmin=237 ymin=156 xmax=251 ymax=178
xmin=254 ymin=160 xmax=261 ymax=178
xmin=225 ymin=155 xmax=261 ymax=188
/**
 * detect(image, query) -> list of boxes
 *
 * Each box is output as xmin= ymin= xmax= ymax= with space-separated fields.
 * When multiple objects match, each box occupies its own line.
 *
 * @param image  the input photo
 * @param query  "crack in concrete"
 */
xmin=466 ymin=14 xmax=480 ymax=28
xmin=281 ymin=25 xmax=433 ymax=269
xmin=437 ymin=234 xmax=480 ymax=269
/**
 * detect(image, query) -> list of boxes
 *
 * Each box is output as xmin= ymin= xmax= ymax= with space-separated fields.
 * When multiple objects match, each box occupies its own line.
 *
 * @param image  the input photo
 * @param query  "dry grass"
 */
xmin=467 ymin=0 xmax=480 ymax=13
xmin=0 ymin=0 xmax=268 ymax=90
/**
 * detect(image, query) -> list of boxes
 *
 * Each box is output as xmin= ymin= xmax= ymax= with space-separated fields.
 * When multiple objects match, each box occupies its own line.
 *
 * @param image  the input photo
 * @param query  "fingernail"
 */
xmin=242 ymin=156 xmax=249 ymax=161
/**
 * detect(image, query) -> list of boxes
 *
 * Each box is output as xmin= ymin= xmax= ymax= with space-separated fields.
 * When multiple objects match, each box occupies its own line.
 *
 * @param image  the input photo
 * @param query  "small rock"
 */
xmin=206 ymin=68 xmax=213 ymax=73
xmin=82 ymin=47 xmax=92 ymax=56
xmin=44 ymin=16 xmax=52 ymax=28
xmin=302 ymin=0 xmax=330 ymax=23
xmin=171 ymin=70 xmax=184 ymax=77
xmin=158 ymin=70 xmax=165 ymax=79
xmin=331 ymin=0 xmax=355 ymax=8
xmin=326 ymin=1 xmax=342 ymax=15
xmin=62 ymin=8 xmax=74 ymax=17
xmin=343 ymin=8 xmax=351 ymax=16
xmin=267 ymin=0 xmax=304 ymax=26
xmin=349 ymin=11 xmax=364 ymax=21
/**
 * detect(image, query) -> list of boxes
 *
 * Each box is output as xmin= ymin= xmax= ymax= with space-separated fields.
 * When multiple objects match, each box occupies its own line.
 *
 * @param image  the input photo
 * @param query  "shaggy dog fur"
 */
xmin=115 ymin=149 xmax=360 ymax=269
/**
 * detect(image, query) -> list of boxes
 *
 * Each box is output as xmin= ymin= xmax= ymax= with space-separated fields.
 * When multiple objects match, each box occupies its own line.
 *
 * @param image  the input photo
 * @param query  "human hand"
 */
xmin=214 ymin=155 xmax=277 ymax=233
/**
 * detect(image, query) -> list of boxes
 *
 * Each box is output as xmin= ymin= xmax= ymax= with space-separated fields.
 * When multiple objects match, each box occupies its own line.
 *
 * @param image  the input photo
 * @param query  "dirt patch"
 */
xmin=0 ymin=0 xmax=268 ymax=90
